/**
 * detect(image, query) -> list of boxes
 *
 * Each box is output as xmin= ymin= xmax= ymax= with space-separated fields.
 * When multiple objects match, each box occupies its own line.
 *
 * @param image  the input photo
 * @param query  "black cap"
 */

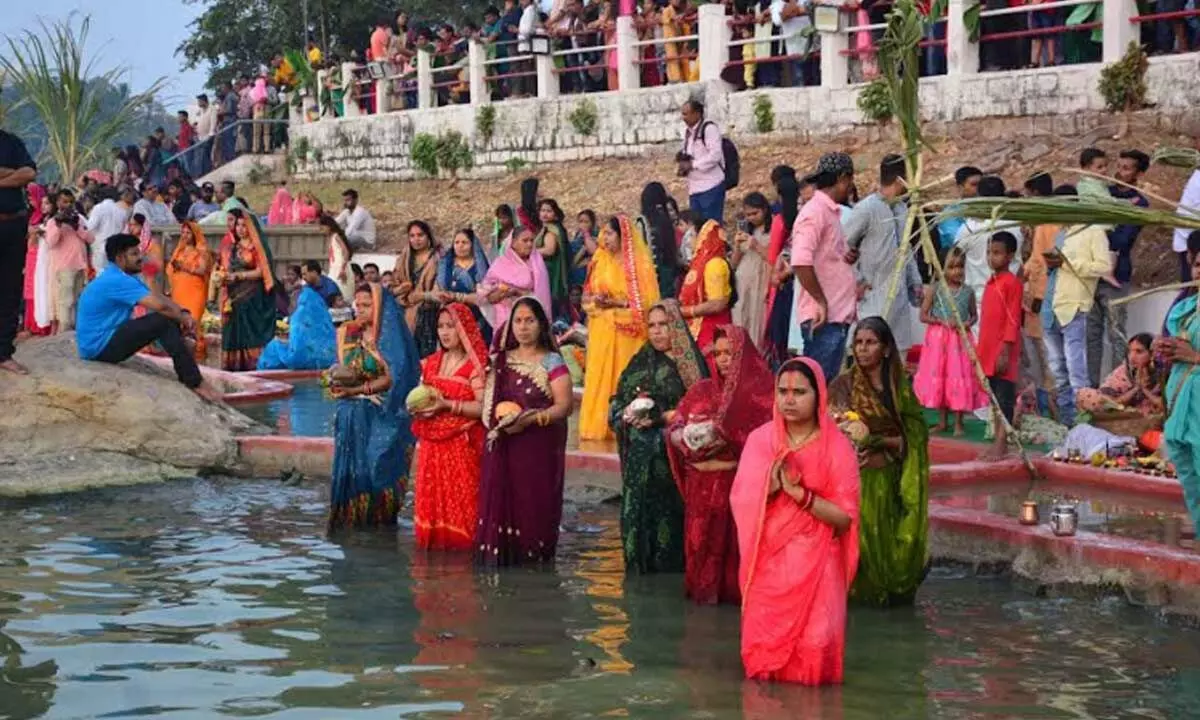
xmin=803 ymin=151 xmax=854 ymax=184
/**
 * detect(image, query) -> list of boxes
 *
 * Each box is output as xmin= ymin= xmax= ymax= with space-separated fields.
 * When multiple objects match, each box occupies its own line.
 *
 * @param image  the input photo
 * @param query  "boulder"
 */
xmin=0 ymin=334 xmax=263 ymax=496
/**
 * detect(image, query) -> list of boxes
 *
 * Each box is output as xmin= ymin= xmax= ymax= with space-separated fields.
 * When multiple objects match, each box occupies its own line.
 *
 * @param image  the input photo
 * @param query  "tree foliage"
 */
xmin=0 ymin=15 xmax=169 ymax=184
xmin=179 ymin=0 xmax=492 ymax=90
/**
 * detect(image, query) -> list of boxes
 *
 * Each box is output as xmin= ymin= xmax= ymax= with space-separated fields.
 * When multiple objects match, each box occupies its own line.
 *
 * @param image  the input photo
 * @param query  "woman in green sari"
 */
xmin=217 ymin=208 xmax=278 ymax=371
xmin=828 ymin=316 xmax=930 ymax=606
xmin=610 ymin=299 xmax=708 ymax=574
xmin=534 ymin=198 xmax=571 ymax=320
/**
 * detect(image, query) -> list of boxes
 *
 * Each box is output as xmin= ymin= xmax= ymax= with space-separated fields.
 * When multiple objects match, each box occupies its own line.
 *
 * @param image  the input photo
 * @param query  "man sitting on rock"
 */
xmin=75 ymin=233 xmax=222 ymax=402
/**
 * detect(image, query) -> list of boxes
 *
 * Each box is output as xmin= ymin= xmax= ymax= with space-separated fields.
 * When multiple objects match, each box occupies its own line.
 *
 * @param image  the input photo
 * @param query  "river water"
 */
xmin=1 ymin=478 xmax=1198 ymax=719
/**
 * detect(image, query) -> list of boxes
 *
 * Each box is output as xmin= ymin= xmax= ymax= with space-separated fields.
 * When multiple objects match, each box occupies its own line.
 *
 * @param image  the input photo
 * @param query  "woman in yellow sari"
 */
xmin=579 ymin=215 xmax=661 ymax=442
xmin=166 ymin=221 xmax=213 ymax=362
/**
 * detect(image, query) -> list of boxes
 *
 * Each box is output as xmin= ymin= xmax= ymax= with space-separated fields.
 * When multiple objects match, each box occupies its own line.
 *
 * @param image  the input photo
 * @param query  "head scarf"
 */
xmin=711 ymin=325 xmax=775 ymax=448
xmin=437 ymin=231 xmax=491 ymax=291
xmin=440 ymin=302 xmax=489 ymax=376
xmin=168 ymin=220 xmax=210 ymax=267
xmin=268 ymin=186 xmax=294 ymax=225
xmin=482 ymin=233 xmax=553 ymax=320
xmin=831 ymin=316 xmax=906 ymax=438
xmin=650 ymin=299 xmax=708 ymax=388
xmin=367 ymin=282 xmax=421 ymax=424
xmin=221 ymin=210 xmax=276 ymax=293
xmin=27 ymin=184 xmax=46 ymax=225
xmin=597 ymin=214 xmax=660 ymax=336
xmin=679 ymin=220 xmax=729 ymax=307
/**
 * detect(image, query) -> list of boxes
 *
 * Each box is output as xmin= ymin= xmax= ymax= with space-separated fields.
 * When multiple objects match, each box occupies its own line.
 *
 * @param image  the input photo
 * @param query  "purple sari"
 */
xmin=475 ymin=315 xmax=569 ymax=566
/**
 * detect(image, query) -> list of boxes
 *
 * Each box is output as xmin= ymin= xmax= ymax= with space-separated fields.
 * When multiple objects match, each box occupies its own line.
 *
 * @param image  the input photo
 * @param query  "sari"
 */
xmin=828 ymin=352 xmax=930 ymax=607
xmin=667 ymin=325 xmax=773 ymax=604
xmin=412 ymin=303 xmax=488 ymax=551
xmin=329 ymin=283 xmax=420 ymax=531
xmin=257 ymin=286 xmax=336 ymax=370
xmin=267 ymin=187 xmax=293 ymax=225
xmin=733 ymin=225 xmax=771 ymax=349
xmin=568 ymin=231 xmax=593 ymax=289
xmin=477 ymin=241 xmax=552 ymax=340
xmin=218 ymin=220 xmax=278 ymax=371
xmin=1076 ymin=359 xmax=1165 ymax=415
xmin=580 ymin=215 xmax=661 ymax=441
xmin=609 ymin=300 xmax=708 ymax=574
xmin=166 ymin=221 xmax=213 ymax=361
xmin=763 ymin=214 xmax=794 ymax=367
xmin=394 ymin=243 xmax=442 ymax=358
xmin=536 ymin=221 xmax=570 ymax=318
xmin=1165 ymin=296 xmax=1200 ymax=533
xmin=679 ymin=220 xmax=734 ymax=354
xmin=475 ymin=303 xmax=570 ymax=566
xmin=436 ymin=237 xmax=493 ymax=345
xmin=730 ymin=357 xmax=860 ymax=685
xmin=132 ymin=219 xmax=162 ymax=292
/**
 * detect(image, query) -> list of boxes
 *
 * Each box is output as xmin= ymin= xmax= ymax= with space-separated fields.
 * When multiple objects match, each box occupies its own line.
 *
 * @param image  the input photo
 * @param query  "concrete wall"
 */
xmin=289 ymin=54 xmax=1200 ymax=183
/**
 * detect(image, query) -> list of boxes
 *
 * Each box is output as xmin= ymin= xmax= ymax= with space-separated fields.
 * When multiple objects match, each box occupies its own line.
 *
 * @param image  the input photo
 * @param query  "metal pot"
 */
xmin=1049 ymin=503 xmax=1078 ymax=537
xmin=1019 ymin=500 xmax=1040 ymax=526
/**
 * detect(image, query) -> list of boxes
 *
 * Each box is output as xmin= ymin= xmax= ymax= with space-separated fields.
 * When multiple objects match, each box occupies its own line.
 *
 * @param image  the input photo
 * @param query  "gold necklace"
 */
xmin=786 ymin=424 xmax=817 ymax=447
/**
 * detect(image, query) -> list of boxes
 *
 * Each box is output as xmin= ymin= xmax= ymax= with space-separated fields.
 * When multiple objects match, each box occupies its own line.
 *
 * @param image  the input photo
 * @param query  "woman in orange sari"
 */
xmin=166 ymin=221 xmax=213 ymax=362
xmin=411 ymin=303 xmax=488 ymax=550
xmin=730 ymin=357 xmax=860 ymax=686
xmin=679 ymin=219 xmax=733 ymax=354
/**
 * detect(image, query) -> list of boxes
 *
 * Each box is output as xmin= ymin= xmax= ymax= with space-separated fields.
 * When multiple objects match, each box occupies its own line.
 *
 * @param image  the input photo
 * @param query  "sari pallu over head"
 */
xmin=436 ymin=232 xmax=491 ymax=292
xmin=218 ymin=210 xmax=276 ymax=311
xmin=412 ymin=302 xmax=490 ymax=443
xmin=679 ymin=220 xmax=734 ymax=341
xmin=611 ymin=299 xmax=709 ymax=416
xmin=585 ymin=215 xmax=661 ymax=338
xmin=166 ymin=221 xmax=212 ymax=291
xmin=478 ymin=236 xmax=553 ymax=336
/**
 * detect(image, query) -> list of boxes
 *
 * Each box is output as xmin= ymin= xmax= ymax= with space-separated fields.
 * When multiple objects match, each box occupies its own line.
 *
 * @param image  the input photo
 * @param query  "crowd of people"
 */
xmin=4 ymin=90 xmax=1200 ymax=688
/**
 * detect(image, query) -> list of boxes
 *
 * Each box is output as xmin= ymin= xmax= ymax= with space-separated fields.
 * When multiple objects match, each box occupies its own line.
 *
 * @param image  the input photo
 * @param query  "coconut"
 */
xmin=495 ymin=401 xmax=523 ymax=419
xmin=405 ymin=385 xmax=440 ymax=412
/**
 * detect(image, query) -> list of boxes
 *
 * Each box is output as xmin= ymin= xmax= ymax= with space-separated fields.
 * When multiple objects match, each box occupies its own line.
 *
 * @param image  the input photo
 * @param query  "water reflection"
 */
xmin=0 ymin=479 xmax=1197 ymax=718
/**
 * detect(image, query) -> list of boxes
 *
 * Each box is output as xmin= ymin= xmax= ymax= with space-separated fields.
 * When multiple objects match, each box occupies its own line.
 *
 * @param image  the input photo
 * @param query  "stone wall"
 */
xmin=289 ymin=54 xmax=1200 ymax=183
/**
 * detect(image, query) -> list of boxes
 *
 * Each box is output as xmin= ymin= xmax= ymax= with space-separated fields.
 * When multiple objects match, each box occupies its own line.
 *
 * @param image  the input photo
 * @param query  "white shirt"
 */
xmin=1173 ymin=169 xmax=1200 ymax=252
xmin=133 ymin=198 xmax=175 ymax=228
xmin=954 ymin=217 xmax=1021 ymax=332
xmin=518 ymin=4 xmax=538 ymax=52
xmin=86 ymin=199 xmax=132 ymax=272
xmin=335 ymin=205 xmax=377 ymax=250
xmin=195 ymin=106 xmax=219 ymax=140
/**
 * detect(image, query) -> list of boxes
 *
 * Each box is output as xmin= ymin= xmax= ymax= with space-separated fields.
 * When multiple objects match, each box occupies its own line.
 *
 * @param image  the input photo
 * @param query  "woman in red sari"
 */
xmin=411 ymin=303 xmax=489 ymax=550
xmin=678 ymin=219 xmax=733 ymax=354
xmin=667 ymin=325 xmax=773 ymax=605
xmin=730 ymin=357 xmax=860 ymax=686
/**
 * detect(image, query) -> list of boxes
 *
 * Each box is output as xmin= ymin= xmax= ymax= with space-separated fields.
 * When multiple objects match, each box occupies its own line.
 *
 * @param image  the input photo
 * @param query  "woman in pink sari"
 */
xmin=477 ymin=228 xmax=552 ymax=340
xmin=267 ymin=183 xmax=294 ymax=225
xmin=730 ymin=357 xmax=860 ymax=686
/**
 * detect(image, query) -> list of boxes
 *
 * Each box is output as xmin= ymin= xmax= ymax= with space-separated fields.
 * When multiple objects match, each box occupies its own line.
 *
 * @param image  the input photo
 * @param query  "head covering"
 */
xmin=437 ymin=231 xmax=491 ymax=290
xmin=711 ymin=325 xmax=775 ymax=448
xmin=679 ymin=220 xmax=729 ymax=308
xmin=257 ymin=285 xmax=337 ymax=370
xmin=440 ymin=302 xmax=489 ymax=376
xmin=268 ymin=186 xmax=294 ymax=225
xmin=368 ymin=282 xmax=421 ymax=425
xmin=607 ymin=214 xmax=660 ymax=335
xmin=27 ymin=184 xmax=47 ymax=225
xmin=650 ymin=299 xmax=708 ymax=388
xmin=222 ymin=210 xmax=276 ymax=293
xmin=803 ymin=151 xmax=855 ymax=184
xmin=169 ymin=221 xmax=209 ymax=265
xmin=483 ymin=234 xmax=553 ymax=320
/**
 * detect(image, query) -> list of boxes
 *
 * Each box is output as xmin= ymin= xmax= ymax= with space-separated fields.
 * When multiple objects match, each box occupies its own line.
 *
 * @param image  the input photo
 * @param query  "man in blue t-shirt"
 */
xmin=301 ymin=260 xmax=343 ymax=308
xmin=76 ymin=234 xmax=221 ymax=401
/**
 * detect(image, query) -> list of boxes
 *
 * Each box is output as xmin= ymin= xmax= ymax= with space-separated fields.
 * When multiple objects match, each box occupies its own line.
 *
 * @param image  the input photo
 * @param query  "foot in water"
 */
xmin=0 ymin=359 xmax=29 ymax=375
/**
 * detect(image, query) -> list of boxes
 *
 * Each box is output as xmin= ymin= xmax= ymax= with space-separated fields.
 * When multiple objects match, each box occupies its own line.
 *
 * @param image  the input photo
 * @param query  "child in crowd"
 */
xmin=1076 ymin=147 xmax=1110 ymax=200
xmin=914 ymin=247 xmax=986 ymax=435
xmin=975 ymin=232 xmax=1023 ymax=457
xmin=676 ymin=209 xmax=696 ymax=265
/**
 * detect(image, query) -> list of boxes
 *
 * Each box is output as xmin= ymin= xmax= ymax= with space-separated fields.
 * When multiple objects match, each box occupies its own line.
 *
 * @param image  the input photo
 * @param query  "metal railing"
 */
xmin=162 ymin=118 xmax=291 ymax=182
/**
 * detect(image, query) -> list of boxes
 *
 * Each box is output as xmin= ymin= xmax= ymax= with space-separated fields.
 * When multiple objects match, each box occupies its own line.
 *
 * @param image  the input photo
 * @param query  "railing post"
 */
xmin=315 ymin=71 xmax=327 ymax=118
xmin=375 ymin=70 xmax=393 ymax=114
xmin=1102 ymin=0 xmax=1137 ymax=63
xmin=616 ymin=15 xmax=639 ymax=91
xmin=418 ymin=49 xmax=434 ymax=109
xmin=343 ymin=62 xmax=361 ymax=118
xmin=946 ymin=0 xmax=979 ymax=75
xmin=536 ymin=51 xmax=558 ymax=99
xmin=697 ymin=3 xmax=729 ymax=82
xmin=819 ymin=28 xmax=850 ymax=89
xmin=469 ymin=40 xmax=487 ymax=105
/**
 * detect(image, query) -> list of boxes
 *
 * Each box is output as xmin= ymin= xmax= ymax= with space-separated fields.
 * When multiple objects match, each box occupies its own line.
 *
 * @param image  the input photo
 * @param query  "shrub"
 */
xmin=477 ymin=104 xmax=497 ymax=143
xmin=857 ymin=78 xmax=894 ymax=124
xmin=410 ymin=131 xmax=475 ymax=178
xmin=752 ymin=94 xmax=775 ymax=133
xmin=504 ymin=157 xmax=530 ymax=174
xmin=411 ymin=133 xmax=440 ymax=176
xmin=568 ymin=99 xmax=599 ymax=136
xmin=1098 ymin=41 xmax=1149 ymax=114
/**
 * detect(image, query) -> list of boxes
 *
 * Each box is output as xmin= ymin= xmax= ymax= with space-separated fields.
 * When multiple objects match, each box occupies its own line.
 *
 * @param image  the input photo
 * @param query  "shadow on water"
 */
xmin=1 ymin=480 xmax=1200 ymax=718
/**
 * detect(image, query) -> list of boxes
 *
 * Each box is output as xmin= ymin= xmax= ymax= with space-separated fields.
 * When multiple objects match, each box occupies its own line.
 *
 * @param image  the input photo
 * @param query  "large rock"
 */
xmin=0 ymin=334 xmax=262 ymax=496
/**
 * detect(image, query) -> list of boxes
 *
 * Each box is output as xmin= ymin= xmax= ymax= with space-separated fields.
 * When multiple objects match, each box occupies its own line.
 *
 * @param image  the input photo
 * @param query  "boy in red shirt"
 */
xmin=975 ymin=231 xmax=1022 ymax=457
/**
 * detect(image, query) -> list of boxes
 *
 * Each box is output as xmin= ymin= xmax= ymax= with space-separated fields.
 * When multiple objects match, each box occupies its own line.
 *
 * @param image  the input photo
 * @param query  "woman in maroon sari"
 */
xmin=668 ymin=325 xmax=773 ymax=604
xmin=475 ymin=297 xmax=574 ymax=566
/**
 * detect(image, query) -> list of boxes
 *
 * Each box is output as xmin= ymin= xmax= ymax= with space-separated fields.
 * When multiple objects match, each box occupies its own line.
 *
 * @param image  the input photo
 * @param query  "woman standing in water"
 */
xmin=534 ymin=198 xmax=571 ymax=319
xmin=393 ymin=220 xmax=442 ymax=358
xmin=611 ymin=300 xmax=707 ymax=574
xmin=579 ymin=215 xmax=660 ymax=442
xmin=328 ymin=283 xmax=421 ymax=531
xmin=828 ymin=317 xmax=929 ymax=606
xmin=217 ymin=209 xmax=277 ymax=370
xmin=667 ymin=325 xmax=773 ymax=604
xmin=475 ymin=297 xmax=574 ymax=565
xmin=436 ymin=228 xmax=493 ymax=344
xmin=679 ymin=219 xmax=733 ymax=354
xmin=478 ymin=228 xmax=552 ymax=337
xmin=411 ymin=303 xmax=489 ymax=550
xmin=166 ymin=221 xmax=212 ymax=362
xmin=1158 ymin=250 xmax=1200 ymax=535
xmin=730 ymin=357 xmax=859 ymax=685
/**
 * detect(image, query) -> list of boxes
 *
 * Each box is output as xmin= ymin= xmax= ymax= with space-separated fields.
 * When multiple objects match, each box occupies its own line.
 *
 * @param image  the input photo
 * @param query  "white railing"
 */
xmin=299 ymin=0 xmax=1162 ymax=122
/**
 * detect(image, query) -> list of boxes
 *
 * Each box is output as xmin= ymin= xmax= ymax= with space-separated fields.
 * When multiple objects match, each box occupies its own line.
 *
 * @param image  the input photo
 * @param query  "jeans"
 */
xmin=689 ymin=183 xmax=726 ymax=225
xmin=94 ymin=313 xmax=203 ymax=389
xmin=0 ymin=216 xmax=26 ymax=362
xmin=1086 ymin=283 xmax=1128 ymax=386
xmin=1041 ymin=311 xmax=1089 ymax=422
xmin=801 ymin=321 xmax=850 ymax=382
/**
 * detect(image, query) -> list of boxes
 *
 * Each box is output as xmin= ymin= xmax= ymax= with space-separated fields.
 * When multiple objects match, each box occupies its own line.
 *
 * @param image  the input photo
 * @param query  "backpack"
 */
xmin=694 ymin=120 xmax=741 ymax=191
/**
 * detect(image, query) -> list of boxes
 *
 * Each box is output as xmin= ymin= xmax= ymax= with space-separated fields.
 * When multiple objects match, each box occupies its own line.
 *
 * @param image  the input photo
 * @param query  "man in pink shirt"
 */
xmin=45 ymin=188 xmax=95 ymax=332
xmin=678 ymin=99 xmax=726 ymax=224
xmin=791 ymin=151 xmax=858 ymax=381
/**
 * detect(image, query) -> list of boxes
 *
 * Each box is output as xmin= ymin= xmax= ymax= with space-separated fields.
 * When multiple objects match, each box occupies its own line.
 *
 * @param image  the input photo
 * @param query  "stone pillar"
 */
xmin=417 ymin=49 xmax=434 ymax=109
xmin=469 ymin=40 xmax=487 ymax=105
xmin=375 ymin=72 xmax=393 ymax=114
xmin=616 ymin=15 xmax=639 ymax=91
xmin=536 ymin=52 xmax=559 ymax=99
xmin=342 ymin=62 xmax=361 ymax=118
xmin=947 ymin=0 xmax=979 ymax=75
xmin=697 ymin=3 xmax=730 ymax=83
xmin=819 ymin=29 xmax=850 ymax=89
xmin=1102 ymin=0 xmax=1137 ymax=64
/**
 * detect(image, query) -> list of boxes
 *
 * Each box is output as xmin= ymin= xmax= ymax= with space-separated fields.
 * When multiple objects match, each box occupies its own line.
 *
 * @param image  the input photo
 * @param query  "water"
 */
xmin=238 ymin=381 xmax=335 ymax=438
xmin=3 ymin=478 xmax=1199 ymax=720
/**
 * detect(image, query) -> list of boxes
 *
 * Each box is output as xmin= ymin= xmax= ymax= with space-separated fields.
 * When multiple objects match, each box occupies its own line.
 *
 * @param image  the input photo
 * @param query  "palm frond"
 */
xmin=1152 ymin=146 xmax=1200 ymax=170
xmin=926 ymin=195 xmax=1200 ymax=229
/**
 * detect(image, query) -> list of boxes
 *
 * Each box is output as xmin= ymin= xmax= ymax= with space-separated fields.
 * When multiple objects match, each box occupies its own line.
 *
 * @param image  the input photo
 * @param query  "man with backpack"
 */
xmin=677 ymin=99 xmax=738 ymax=224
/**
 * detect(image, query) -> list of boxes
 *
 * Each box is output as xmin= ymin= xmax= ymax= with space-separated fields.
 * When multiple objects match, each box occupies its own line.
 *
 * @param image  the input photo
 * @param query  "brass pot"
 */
xmin=1019 ymin=500 xmax=1040 ymax=526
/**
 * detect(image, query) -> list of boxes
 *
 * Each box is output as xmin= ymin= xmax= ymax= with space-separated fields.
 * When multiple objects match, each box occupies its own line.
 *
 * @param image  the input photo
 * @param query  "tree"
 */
xmin=0 ymin=15 xmax=168 ymax=184
xmin=178 ymin=0 xmax=492 ymax=90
